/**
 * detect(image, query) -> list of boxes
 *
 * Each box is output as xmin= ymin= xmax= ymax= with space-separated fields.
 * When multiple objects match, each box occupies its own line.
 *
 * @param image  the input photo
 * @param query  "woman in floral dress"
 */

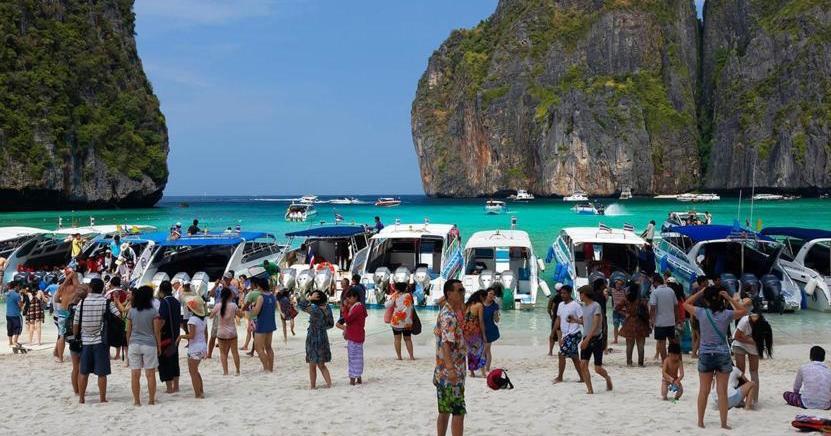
xmin=462 ymin=290 xmax=488 ymax=377
xmin=298 ymin=290 xmax=335 ymax=389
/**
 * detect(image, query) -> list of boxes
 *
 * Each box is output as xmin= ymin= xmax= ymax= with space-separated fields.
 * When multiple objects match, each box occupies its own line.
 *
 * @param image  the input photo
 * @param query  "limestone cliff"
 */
xmin=701 ymin=0 xmax=831 ymax=191
xmin=0 ymin=0 xmax=168 ymax=210
xmin=412 ymin=0 xmax=702 ymax=197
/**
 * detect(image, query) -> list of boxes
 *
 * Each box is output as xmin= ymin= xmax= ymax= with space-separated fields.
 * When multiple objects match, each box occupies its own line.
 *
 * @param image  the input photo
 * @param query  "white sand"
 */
xmin=0 ymin=311 xmax=828 ymax=436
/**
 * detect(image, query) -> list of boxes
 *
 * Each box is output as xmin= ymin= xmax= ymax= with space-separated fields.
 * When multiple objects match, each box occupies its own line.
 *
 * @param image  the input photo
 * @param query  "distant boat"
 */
xmin=571 ymin=202 xmax=605 ymax=215
xmin=330 ymin=197 xmax=361 ymax=205
xmin=753 ymin=194 xmax=785 ymax=201
xmin=299 ymin=195 xmax=318 ymax=204
xmin=507 ymin=189 xmax=535 ymax=202
xmin=375 ymin=197 xmax=401 ymax=207
xmin=619 ymin=187 xmax=632 ymax=200
xmin=654 ymin=194 xmax=680 ymax=199
xmin=678 ymin=193 xmax=720 ymax=202
xmin=484 ymin=200 xmax=506 ymax=215
xmin=563 ymin=191 xmax=589 ymax=202
xmin=178 ymin=202 xmax=190 ymax=208
xmin=285 ymin=203 xmax=317 ymax=222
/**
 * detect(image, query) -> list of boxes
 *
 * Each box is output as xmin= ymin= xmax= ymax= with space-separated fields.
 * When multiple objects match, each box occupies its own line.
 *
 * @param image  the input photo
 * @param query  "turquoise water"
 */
xmin=2 ymin=195 xmax=830 ymax=262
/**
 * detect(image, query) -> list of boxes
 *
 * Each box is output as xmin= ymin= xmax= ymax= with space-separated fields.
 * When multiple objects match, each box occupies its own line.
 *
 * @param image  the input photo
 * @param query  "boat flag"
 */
xmin=623 ymin=223 xmax=635 ymax=232
xmin=599 ymin=222 xmax=611 ymax=232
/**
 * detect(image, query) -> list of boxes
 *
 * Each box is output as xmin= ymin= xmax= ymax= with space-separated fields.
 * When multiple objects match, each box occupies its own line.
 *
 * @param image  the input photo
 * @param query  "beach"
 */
xmin=0 ymin=308 xmax=827 ymax=435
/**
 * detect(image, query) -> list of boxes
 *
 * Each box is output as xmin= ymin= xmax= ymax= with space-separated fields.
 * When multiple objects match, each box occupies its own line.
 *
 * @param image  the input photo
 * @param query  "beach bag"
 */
xmin=792 ymin=415 xmax=831 ymax=433
xmin=486 ymin=369 xmax=514 ymax=390
xmin=383 ymin=301 xmax=394 ymax=324
xmin=411 ymin=309 xmax=422 ymax=335
xmin=103 ymin=301 xmax=126 ymax=348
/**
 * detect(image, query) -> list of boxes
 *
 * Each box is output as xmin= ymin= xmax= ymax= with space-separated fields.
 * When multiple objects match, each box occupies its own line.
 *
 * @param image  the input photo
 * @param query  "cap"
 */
xmin=176 ymin=222 xmax=182 ymax=227
xmin=554 ymin=283 xmax=563 ymax=291
xmin=223 ymin=271 xmax=234 ymax=279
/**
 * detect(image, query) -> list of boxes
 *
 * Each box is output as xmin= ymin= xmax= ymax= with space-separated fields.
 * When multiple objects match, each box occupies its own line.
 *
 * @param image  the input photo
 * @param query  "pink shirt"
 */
xmin=211 ymin=302 xmax=238 ymax=339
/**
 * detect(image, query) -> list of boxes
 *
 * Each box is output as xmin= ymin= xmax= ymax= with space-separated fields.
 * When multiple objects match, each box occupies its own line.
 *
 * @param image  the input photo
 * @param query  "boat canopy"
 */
xmin=141 ymin=231 xmax=272 ymax=247
xmin=0 ymin=227 xmax=49 ymax=242
xmin=465 ymin=230 xmax=532 ymax=250
xmin=285 ymin=226 xmax=369 ymax=239
xmin=760 ymin=227 xmax=831 ymax=241
xmin=560 ymin=228 xmax=646 ymax=246
xmin=671 ymin=225 xmax=773 ymax=243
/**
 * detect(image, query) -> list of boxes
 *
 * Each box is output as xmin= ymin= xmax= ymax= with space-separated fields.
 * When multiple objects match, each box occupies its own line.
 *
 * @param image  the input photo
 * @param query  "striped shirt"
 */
xmin=73 ymin=293 xmax=120 ymax=345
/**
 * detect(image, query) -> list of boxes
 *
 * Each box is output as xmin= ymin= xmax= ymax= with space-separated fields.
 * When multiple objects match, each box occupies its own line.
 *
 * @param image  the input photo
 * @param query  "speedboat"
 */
xmin=356 ymin=220 xmax=463 ymax=306
xmin=285 ymin=203 xmax=317 ymax=222
xmin=761 ymin=227 xmax=831 ymax=312
xmin=654 ymin=194 xmax=680 ymax=199
xmin=619 ymin=187 xmax=633 ymax=200
xmin=546 ymin=226 xmax=648 ymax=291
xmin=329 ymin=197 xmax=361 ymax=205
xmin=299 ymin=195 xmax=318 ymax=204
xmin=571 ymin=202 xmax=605 ymax=215
xmin=3 ymin=224 xmax=156 ymax=283
xmin=484 ymin=200 xmax=506 ymax=215
xmin=753 ymin=194 xmax=785 ymax=201
xmin=677 ymin=193 xmax=696 ymax=202
xmin=0 ymin=227 xmax=48 ymax=259
xmin=654 ymin=224 xmax=801 ymax=312
xmin=563 ymin=191 xmax=589 ymax=202
xmin=375 ymin=197 xmax=401 ymax=207
xmin=507 ymin=189 xmax=535 ymax=202
xmin=662 ymin=210 xmax=711 ymax=231
xmin=694 ymin=193 xmax=721 ymax=202
xmin=278 ymin=225 xmax=373 ymax=302
xmin=461 ymin=229 xmax=549 ymax=308
xmin=132 ymin=231 xmax=286 ymax=286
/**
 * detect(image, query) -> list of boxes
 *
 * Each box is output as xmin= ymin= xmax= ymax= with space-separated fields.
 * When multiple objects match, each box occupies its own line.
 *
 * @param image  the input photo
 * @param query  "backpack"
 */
xmin=486 ymin=368 xmax=515 ymax=390
xmin=103 ymin=300 xmax=126 ymax=348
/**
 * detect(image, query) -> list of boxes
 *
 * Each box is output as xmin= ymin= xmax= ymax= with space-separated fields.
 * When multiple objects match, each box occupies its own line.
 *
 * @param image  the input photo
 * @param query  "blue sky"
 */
xmin=135 ymin=0 xmax=705 ymax=196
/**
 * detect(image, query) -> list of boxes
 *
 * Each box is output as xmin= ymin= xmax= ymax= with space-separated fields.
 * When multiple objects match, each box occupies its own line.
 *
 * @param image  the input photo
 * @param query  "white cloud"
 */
xmin=135 ymin=0 xmax=277 ymax=25
xmin=144 ymin=62 xmax=212 ymax=88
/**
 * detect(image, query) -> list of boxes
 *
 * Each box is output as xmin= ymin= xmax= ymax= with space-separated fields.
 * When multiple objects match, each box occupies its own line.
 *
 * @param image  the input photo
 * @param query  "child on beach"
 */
xmin=661 ymin=343 xmax=684 ymax=400
xmin=185 ymin=299 xmax=208 ymax=398
xmin=298 ymin=290 xmax=335 ymax=389
xmin=336 ymin=288 xmax=367 ymax=385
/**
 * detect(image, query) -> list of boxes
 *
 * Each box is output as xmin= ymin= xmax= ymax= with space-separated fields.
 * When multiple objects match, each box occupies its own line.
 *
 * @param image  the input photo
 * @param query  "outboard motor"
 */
xmin=588 ymin=271 xmax=607 ymax=288
xmin=296 ymin=269 xmax=315 ymax=296
xmin=609 ymin=271 xmax=629 ymax=286
xmin=499 ymin=270 xmax=516 ymax=310
xmin=392 ymin=267 xmax=411 ymax=292
xmin=413 ymin=267 xmax=431 ymax=305
xmin=761 ymin=274 xmax=783 ymax=314
xmin=372 ymin=267 xmax=392 ymax=304
xmin=280 ymin=268 xmax=297 ymax=292
xmin=171 ymin=272 xmax=191 ymax=286
xmin=151 ymin=272 xmax=170 ymax=290
xmin=190 ymin=272 xmax=210 ymax=300
xmin=720 ymin=273 xmax=739 ymax=296
xmin=478 ymin=270 xmax=497 ymax=290
xmin=313 ymin=267 xmax=334 ymax=292
xmin=739 ymin=273 xmax=760 ymax=297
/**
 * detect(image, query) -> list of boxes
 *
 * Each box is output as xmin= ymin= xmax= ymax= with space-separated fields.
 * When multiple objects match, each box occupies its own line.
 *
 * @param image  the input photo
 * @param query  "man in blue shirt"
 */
xmin=374 ymin=216 xmax=384 ymax=232
xmin=5 ymin=281 xmax=23 ymax=348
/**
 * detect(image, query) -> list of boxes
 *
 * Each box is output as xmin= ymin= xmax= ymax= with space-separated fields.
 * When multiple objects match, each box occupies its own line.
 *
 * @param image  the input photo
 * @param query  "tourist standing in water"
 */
xmin=298 ymin=289 xmax=335 ymax=389
xmin=434 ymin=279 xmax=466 ymax=436
xmin=683 ymin=286 xmax=746 ymax=429
xmin=732 ymin=311 xmax=773 ymax=404
xmin=251 ymin=278 xmax=277 ymax=372
xmin=576 ymin=285 xmax=613 ymax=394
xmin=463 ymin=290 xmax=487 ymax=377
xmin=125 ymin=285 xmax=161 ymax=406
xmin=336 ymin=287 xmax=367 ymax=385
xmin=482 ymin=286 xmax=500 ymax=373
xmin=553 ymin=285 xmax=583 ymax=383
xmin=157 ymin=280 xmax=182 ymax=394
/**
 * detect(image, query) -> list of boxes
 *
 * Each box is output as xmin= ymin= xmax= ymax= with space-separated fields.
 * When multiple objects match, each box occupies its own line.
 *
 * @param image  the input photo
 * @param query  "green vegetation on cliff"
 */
xmin=0 ymin=0 xmax=167 ymax=183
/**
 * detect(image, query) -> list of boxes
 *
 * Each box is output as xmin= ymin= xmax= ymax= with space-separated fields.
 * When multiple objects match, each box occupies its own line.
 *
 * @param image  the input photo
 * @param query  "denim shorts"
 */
xmin=80 ymin=343 xmax=111 ymax=376
xmin=612 ymin=310 xmax=625 ymax=327
xmin=698 ymin=352 xmax=733 ymax=373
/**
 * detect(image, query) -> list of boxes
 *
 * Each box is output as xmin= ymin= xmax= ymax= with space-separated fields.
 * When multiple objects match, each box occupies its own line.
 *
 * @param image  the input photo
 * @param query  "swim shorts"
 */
xmin=436 ymin=384 xmax=466 ymax=416
xmin=559 ymin=331 xmax=582 ymax=358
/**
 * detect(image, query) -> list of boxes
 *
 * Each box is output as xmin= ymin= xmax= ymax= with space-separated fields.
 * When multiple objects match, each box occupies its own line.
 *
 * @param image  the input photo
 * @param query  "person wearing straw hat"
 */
xmin=185 ymin=298 xmax=208 ymax=398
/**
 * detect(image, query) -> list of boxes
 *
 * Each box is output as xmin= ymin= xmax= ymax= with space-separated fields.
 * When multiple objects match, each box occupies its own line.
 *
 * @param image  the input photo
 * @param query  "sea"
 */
xmin=2 ymin=195 xmax=830 ymax=343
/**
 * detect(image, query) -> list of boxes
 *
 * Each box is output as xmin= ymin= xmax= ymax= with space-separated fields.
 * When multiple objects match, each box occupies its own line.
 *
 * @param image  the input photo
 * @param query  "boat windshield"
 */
xmin=465 ymin=246 xmax=529 ymax=274
xmin=804 ymin=241 xmax=831 ymax=276
xmin=697 ymin=241 xmax=782 ymax=278
xmin=365 ymin=236 xmax=444 ymax=274
xmin=574 ymin=243 xmax=641 ymax=278
xmin=282 ymin=236 xmax=367 ymax=267
xmin=154 ymin=245 xmax=237 ymax=281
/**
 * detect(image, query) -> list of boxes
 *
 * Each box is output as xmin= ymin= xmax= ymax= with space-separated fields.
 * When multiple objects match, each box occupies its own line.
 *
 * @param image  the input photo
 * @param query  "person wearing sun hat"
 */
xmin=184 ymin=298 xmax=208 ymax=398
xmin=298 ymin=289 xmax=335 ymax=389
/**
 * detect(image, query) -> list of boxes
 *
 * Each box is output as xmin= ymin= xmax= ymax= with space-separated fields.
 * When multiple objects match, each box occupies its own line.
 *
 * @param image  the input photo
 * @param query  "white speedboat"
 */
xmin=753 ymin=194 xmax=785 ymax=201
xmin=619 ymin=187 xmax=633 ymax=200
xmin=357 ymin=221 xmax=463 ymax=306
xmin=547 ymin=226 xmax=648 ymax=291
xmin=0 ymin=227 xmax=48 ymax=259
xmin=375 ymin=197 xmax=401 ymax=207
xmin=132 ymin=231 xmax=286 ymax=286
xmin=563 ymin=191 xmax=589 ymax=202
xmin=285 ymin=203 xmax=317 ymax=222
xmin=329 ymin=197 xmax=361 ymax=205
xmin=662 ymin=210 xmax=711 ymax=231
xmin=571 ymin=202 xmax=605 ymax=215
xmin=299 ymin=195 xmax=318 ymax=204
xmin=461 ymin=229 xmax=549 ymax=308
xmin=695 ymin=193 xmax=721 ymax=202
xmin=507 ymin=189 xmax=535 ymax=202
xmin=677 ymin=193 xmax=696 ymax=202
xmin=654 ymin=194 xmax=680 ymax=199
xmin=654 ymin=225 xmax=801 ymax=312
xmin=278 ymin=225 xmax=373 ymax=301
xmin=761 ymin=227 xmax=831 ymax=312
xmin=484 ymin=200 xmax=506 ymax=215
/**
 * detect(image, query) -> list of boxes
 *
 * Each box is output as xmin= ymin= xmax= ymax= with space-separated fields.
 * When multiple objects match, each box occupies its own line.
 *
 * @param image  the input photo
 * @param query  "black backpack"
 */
xmin=103 ymin=301 xmax=126 ymax=348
